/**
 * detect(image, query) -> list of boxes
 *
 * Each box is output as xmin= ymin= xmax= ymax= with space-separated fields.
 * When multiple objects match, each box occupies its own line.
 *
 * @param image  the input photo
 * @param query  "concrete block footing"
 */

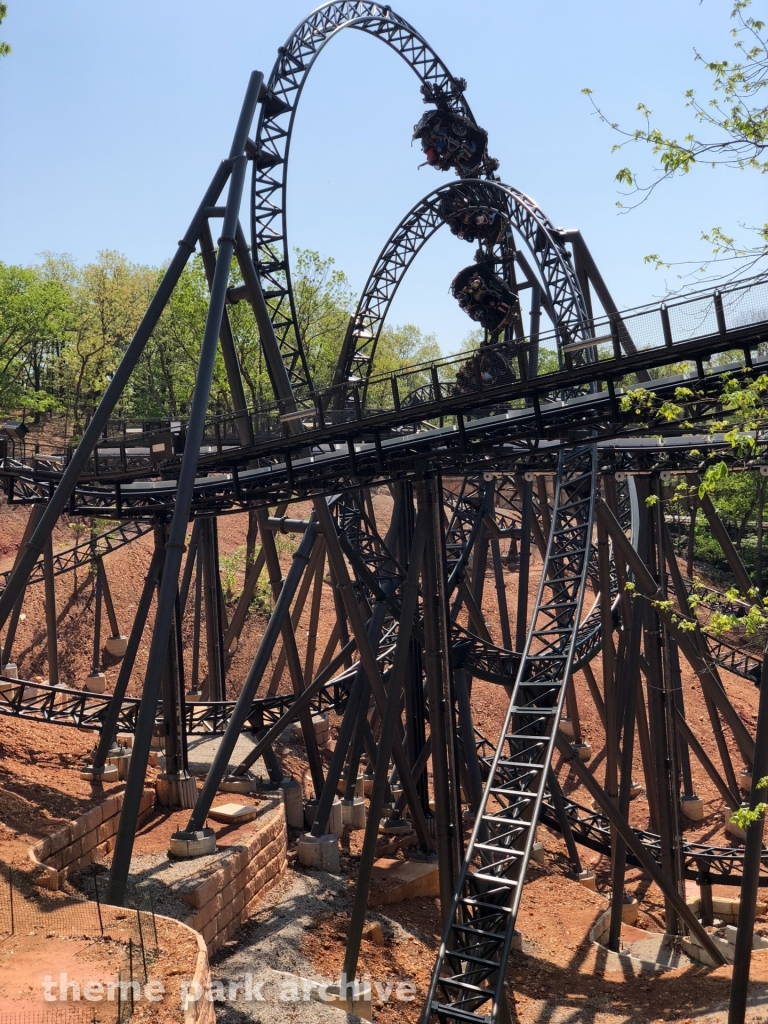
xmin=621 ymin=896 xmax=639 ymax=925
xmin=1 ymin=663 xmax=18 ymax=679
xmin=104 ymin=635 xmax=128 ymax=658
xmin=304 ymin=797 xmax=343 ymax=836
xmin=156 ymin=772 xmax=197 ymax=809
xmin=219 ymin=774 xmax=256 ymax=794
xmin=342 ymin=797 xmax=366 ymax=829
xmin=80 ymin=764 xmax=119 ymax=783
xmin=84 ymin=673 xmax=107 ymax=694
xmin=577 ymin=870 xmax=597 ymax=891
xmin=208 ymin=803 xmax=257 ymax=825
xmin=680 ymin=795 xmax=704 ymax=821
xmin=725 ymin=805 xmax=747 ymax=841
xmin=629 ymin=780 xmax=642 ymax=800
xmin=292 ymin=713 xmax=330 ymax=747
xmin=169 ymin=827 xmax=216 ymax=859
xmin=530 ymin=842 xmax=545 ymax=864
xmin=510 ymin=929 xmax=523 ymax=951
xmin=559 ymin=717 xmax=574 ymax=739
xmin=281 ymin=779 xmax=304 ymax=828
xmin=105 ymin=754 xmax=131 ymax=781
xmin=573 ymin=742 xmax=592 ymax=761
xmin=740 ymin=769 xmax=753 ymax=793
xmin=297 ymin=833 xmax=340 ymax=873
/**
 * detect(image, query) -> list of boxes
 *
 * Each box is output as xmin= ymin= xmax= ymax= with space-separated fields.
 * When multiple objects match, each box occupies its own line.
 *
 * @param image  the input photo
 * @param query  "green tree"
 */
xmin=583 ymin=0 xmax=767 ymax=276
xmin=0 ymin=3 xmax=10 ymax=60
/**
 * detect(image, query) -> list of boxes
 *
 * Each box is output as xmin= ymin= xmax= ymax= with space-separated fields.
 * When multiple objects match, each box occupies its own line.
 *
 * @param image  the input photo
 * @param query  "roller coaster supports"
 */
xmin=455 ymin=668 xmax=485 ymax=835
xmin=105 ymin=71 xmax=264 ymax=905
xmin=490 ymin=536 xmax=512 ymax=652
xmin=314 ymin=496 xmax=434 ymax=851
xmin=595 ymin=497 xmax=756 ymax=767
xmin=399 ymin=483 xmax=428 ymax=812
xmin=231 ymin=640 xmax=357 ymax=780
xmin=91 ymin=552 xmax=103 ymax=675
xmin=266 ymin=539 xmax=326 ymax=695
xmin=179 ymin=520 xmax=201 ymax=617
xmin=515 ymin=476 xmax=533 ymax=654
xmin=639 ymin=479 xmax=682 ymax=934
xmin=303 ymin=543 xmax=326 ymax=683
xmin=672 ymin=705 xmax=740 ymax=807
xmin=200 ymin=519 xmax=226 ymax=702
xmin=555 ymin=732 xmax=727 ymax=965
xmin=256 ymin=507 xmax=325 ymax=798
xmin=89 ymin=546 xmax=163 ymax=773
xmin=662 ymin=521 xmax=744 ymax=797
xmin=100 ymin=560 xmax=120 ymax=640
xmin=309 ymin=598 xmax=390 ymax=838
xmin=597 ymin=516 xmax=619 ymax=866
xmin=546 ymin=768 xmax=583 ymax=877
xmin=728 ymin=648 xmax=768 ymax=1024
xmin=420 ymin=474 xmax=462 ymax=919
xmin=341 ymin=504 xmax=427 ymax=992
xmin=2 ymin=506 xmax=41 ymax=669
xmin=697 ymin=485 xmax=756 ymax=601
xmin=198 ymin=221 xmax=254 ymax=448
xmin=190 ymin=552 xmax=203 ymax=695
xmin=0 ymin=74 xmax=259 ymax=640
xmin=669 ymin=639 xmax=695 ymax=799
xmin=182 ymin=518 xmax=318 ymax=837
xmin=608 ymin=578 xmax=643 ymax=951
xmin=43 ymin=534 xmax=59 ymax=689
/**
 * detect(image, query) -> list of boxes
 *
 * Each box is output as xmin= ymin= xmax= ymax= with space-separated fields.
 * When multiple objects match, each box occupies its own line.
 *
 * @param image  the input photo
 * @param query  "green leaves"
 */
xmin=0 ymin=3 xmax=10 ymax=59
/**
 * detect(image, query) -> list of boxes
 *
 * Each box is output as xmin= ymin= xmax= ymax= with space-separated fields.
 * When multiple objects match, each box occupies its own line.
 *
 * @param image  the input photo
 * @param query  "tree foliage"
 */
xmin=0 ymin=246 xmax=445 ymax=429
xmin=0 ymin=3 xmax=10 ymax=60
xmin=583 ymin=0 xmax=767 ymax=277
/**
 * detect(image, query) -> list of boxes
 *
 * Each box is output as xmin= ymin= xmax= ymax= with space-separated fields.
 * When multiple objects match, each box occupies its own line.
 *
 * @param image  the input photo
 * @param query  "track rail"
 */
xmin=424 ymin=445 xmax=596 ymax=1024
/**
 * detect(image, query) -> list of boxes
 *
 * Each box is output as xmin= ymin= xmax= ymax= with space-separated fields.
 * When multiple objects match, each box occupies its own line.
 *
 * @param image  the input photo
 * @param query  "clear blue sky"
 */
xmin=0 ymin=1 xmax=762 ymax=352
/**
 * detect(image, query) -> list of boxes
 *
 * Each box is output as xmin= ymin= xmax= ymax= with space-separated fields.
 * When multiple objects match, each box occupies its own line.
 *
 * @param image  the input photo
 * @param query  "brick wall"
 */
xmin=28 ymin=788 xmax=155 ymax=890
xmin=181 ymin=796 xmax=287 ymax=954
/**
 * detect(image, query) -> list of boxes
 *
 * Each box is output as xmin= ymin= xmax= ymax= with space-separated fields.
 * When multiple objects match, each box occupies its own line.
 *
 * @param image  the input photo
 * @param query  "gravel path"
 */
xmin=209 ymin=865 xmax=413 ymax=1024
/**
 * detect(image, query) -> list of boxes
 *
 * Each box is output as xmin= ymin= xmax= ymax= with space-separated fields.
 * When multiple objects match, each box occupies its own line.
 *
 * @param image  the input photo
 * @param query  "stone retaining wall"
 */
xmin=183 ymin=919 xmax=216 ymax=1024
xmin=181 ymin=796 xmax=287 ymax=955
xmin=28 ymin=788 xmax=156 ymax=890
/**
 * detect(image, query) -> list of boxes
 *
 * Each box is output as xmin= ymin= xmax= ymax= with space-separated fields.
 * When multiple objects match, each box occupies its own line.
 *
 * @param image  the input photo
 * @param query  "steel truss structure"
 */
xmin=1 ymin=4 xmax=768 ymax=1022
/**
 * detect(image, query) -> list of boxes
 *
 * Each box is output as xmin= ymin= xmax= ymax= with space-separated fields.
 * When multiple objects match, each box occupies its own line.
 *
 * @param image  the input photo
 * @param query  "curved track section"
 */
xmin=334 ymin=180 xmax=590 ymax=398
xmin=252 ymin=0 xmax=480 ymax=395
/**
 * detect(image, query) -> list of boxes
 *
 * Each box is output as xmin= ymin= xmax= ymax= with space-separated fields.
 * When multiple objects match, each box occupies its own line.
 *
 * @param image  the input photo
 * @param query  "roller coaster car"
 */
xmin=453 ymin=344 xmax=517 ymax=395
xmin=451 ymin=262 xmax=519 ymax=333
xmin=438 ymin=194 xmax=507 ymax=244
xmin=413 ymin=109 xmax=488 ymax=177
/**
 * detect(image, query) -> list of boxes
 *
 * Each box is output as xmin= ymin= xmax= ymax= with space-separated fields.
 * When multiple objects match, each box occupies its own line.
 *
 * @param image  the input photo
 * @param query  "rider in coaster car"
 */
xmin=413 ymin=109 xmax=490 ymax=177
xmin=450 ymin=262 xmax=519 ymax=334
xmin=452 ymin=345 xmax=517 ymax=396
xmin=438 ymin=195 xmax=508 ymax=244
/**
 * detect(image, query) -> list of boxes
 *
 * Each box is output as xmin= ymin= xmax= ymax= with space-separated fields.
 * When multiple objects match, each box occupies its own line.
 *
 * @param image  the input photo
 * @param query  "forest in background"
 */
xmin=0 ymin=247 xmax=444 ymax=434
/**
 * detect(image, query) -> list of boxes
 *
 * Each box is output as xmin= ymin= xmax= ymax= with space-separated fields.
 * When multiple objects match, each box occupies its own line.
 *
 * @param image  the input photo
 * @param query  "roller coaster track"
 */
xmin=252 ymin=1 xmax=480 ymax=395
xmin=0 ymin=520 xmax=151 ymax=596
xmin=424 ymin=445 xmax=596 ymax=1023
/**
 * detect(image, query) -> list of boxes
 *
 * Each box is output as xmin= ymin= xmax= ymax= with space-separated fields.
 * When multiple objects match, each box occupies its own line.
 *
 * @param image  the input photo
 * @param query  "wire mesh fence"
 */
xmin=0 ymin=868 xmax=160 ymax=1024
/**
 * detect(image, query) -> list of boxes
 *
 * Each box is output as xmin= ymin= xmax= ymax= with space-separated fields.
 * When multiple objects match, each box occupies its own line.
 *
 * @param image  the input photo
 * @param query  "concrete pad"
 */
xmin=281 ymin=778 xmax=304 ymax=828
xmin=84 ymin=672 xmax=107 ymax=693
xmin=208 ymin=803 xmax=258 ymax=825
xmin=530 ymin=841 xmax=545 ymax=864
xmin=297 ymin=833 xmax=340 ymax=873
xmin=219 ymin=774 xmax=256 ymax=794
xmin=169 ymin=827 xmax=216 ymax=858
xmin=342 ymin=797 xmax=366 ymax=829
xmin=369 ymin=857 xmax=439 ymax=905
xmin=680 ymin=795 xmax=704 ymax=821
xmin=105 ymin=635 xmax=128 ymax=658
xmin=80 ymin=764 xmax=119 ymax=783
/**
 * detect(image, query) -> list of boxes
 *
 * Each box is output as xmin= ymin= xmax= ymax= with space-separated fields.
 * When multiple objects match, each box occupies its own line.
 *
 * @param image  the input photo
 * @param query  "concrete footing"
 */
xmin=105 ymin=753 xmax=131 ymax=781
xmin=297 ymin=833 xmax=340 ymax=873
xmin=680 ymin=795 xmax=704 ymax=821
xmin=79 ymin=763 xmax=119 ymax=783
xmin=104 ymin=635 xmax=128 ymax=658
xmin=322 ymin=981 xmax=372 ymax=1021
xmin=169 ymin=827 xmax=216 ymax=859
xmin=292 ymin=713 xmax=330 ymax=747
xmin=577 ymin=870 xmax=597 ymax=891
xmin=156 ymin=772 xmax=197 ymax=809
xmin=530 ymin=842 xmax=545 ymax=864
xmin=219 ymin=773 xmax=256 ymax=794
xmin=559 ymin=717 xmax=574 ymax=738
xmin=725 ymin=805 xmax=747 ymax=841
xmin=281 ymin=778 xmax=304 ymax=828
xmin=510 ymin=929 xmax=523 ymax=951
xmin=304 ymin=797 xmax=343 ymax=836
xmin=342 ymin=797 xmax=366 ymax=829
xmin=84 ymin=672 xmax=107 ymax=693
xmin=740 ymin=769 xmax=753 ymax=793
xmin=573 ymin=742 xmax=592 ymax=761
